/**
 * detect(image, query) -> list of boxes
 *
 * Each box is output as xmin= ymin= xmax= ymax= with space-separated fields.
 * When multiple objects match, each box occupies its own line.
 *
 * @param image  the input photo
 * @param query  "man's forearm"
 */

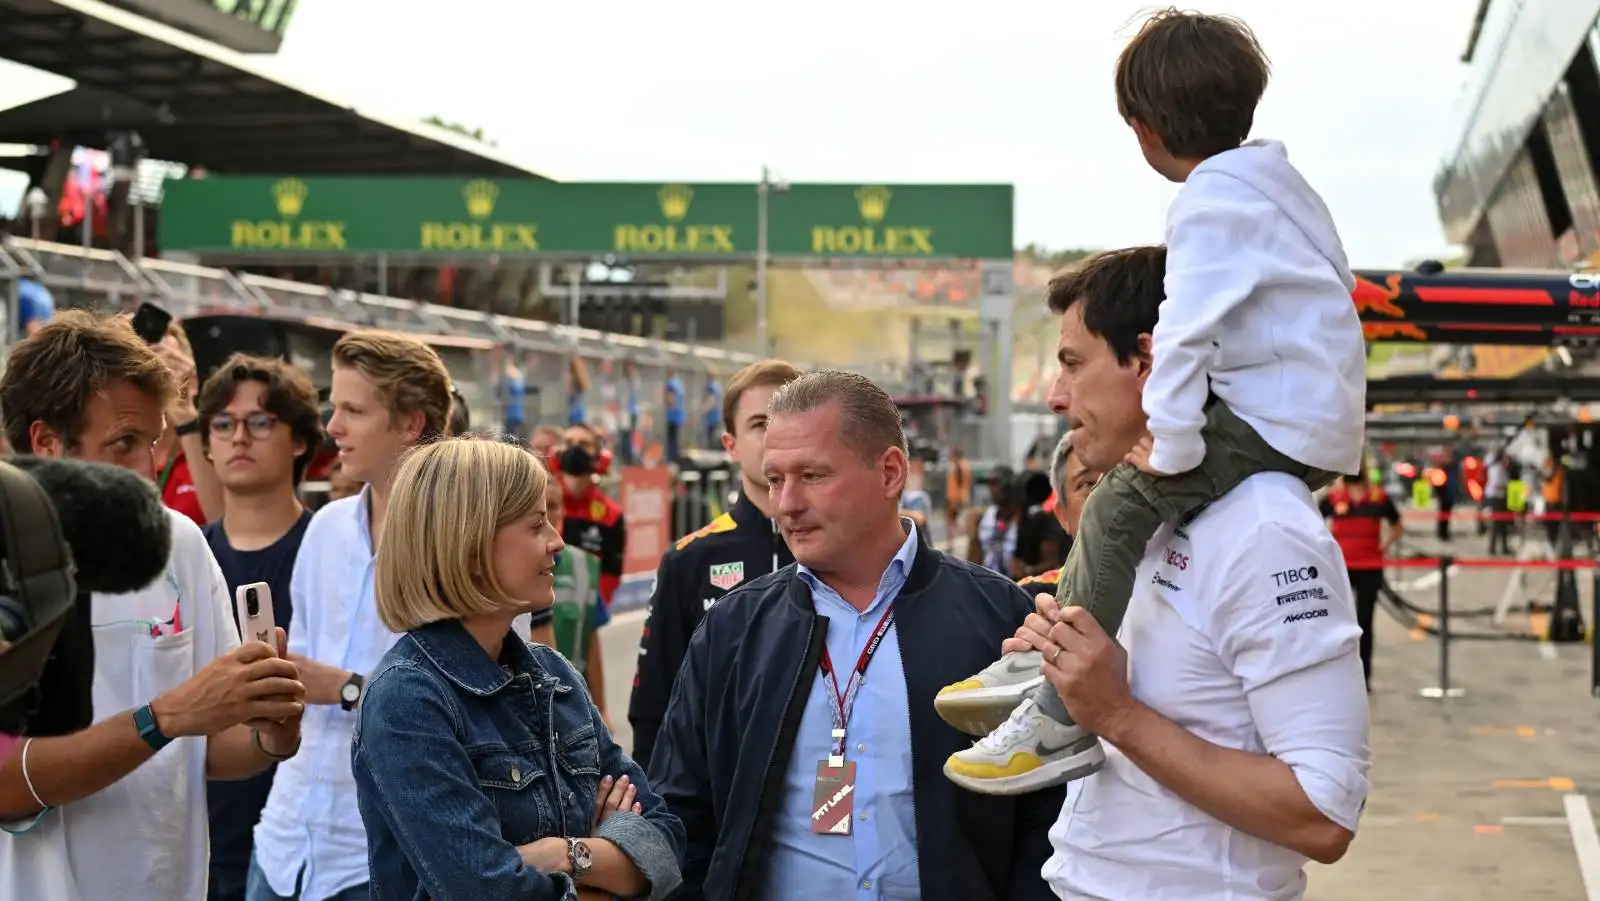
xmin=0 ymin=712 xmax=153 ymax=818
xmin=1104 ymin=701 xmax=1352 ymax=863
xmin=178 ymin=432 xmax=225 ymax=523
xmin=287 ymin=653 xmax=351 ymax=706
xmin=205 ymin=725 xmax=274 ymax=781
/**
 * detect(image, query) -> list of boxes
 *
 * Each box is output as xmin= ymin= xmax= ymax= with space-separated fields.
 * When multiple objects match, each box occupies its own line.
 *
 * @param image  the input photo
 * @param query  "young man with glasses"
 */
xmin=195 ymin=354 xmax=324 ymax=901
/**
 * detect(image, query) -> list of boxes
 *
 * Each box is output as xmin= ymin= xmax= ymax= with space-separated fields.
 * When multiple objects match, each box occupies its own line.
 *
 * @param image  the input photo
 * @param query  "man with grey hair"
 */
xmin=649 ymin=369 xmax=1063 ymax=900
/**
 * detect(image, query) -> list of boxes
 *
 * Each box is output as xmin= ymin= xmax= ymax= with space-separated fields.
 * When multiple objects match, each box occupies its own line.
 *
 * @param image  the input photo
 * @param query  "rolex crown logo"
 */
xmin=463 ymin=179 xmax=500 ymax=220
xmin=854 ymin=185 xmax=892 ymax=224
xmin=658 ymin=184 xmax=694 ymax=222
xmin=272 ymin=178 xmax=308 ymax=219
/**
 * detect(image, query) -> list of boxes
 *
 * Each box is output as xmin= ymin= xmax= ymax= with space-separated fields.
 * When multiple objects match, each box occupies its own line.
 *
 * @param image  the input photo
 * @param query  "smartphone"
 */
xmin=130 ymin=301 xmax=173 ymax=345
xmin=234 ymin=582 xmax=278 ymax=650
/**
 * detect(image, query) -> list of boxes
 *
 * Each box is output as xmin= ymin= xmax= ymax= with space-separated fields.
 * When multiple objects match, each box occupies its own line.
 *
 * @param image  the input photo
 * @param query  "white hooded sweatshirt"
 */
xmin=1146 ymin=139 xmax=1366 ymax=478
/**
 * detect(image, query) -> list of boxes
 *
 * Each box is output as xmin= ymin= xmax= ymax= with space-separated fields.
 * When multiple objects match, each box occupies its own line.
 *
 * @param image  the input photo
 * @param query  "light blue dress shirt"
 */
xmin=253 ymin=489 xmax=401 ymax=898
xmin=763 ymin=521 xmax=922 ymax=901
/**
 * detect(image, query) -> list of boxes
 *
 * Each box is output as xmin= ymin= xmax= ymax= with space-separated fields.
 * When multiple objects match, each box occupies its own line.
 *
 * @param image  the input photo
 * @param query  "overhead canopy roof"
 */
xmin=0 ymin=0 xmax=557 ymax=177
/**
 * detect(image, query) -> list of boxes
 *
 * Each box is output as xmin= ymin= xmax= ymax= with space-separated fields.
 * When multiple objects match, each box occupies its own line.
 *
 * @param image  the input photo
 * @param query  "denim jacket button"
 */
xmin=511 ymin=767 xmax=522 ymax=782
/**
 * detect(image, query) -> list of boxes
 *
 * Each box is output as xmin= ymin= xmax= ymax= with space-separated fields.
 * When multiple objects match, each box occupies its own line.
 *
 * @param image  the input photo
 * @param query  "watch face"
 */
xmin=341 ymin=683 xmax=359 ymax=702
xmin=573 ymin=840 xmax=593 ymax=867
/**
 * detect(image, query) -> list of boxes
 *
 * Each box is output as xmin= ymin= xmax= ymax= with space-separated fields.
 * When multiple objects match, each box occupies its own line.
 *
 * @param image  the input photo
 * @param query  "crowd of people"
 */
xmin=0 ymin=9 xmax=1385 ymax=901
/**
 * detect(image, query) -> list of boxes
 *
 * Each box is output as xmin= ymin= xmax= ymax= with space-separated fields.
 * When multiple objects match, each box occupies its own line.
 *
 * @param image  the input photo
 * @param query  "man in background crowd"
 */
xmin=196 ymin=354 xmax=323 ymax=901
xmin=250 ymin=330 xmax=452 ymax=901
xmin=969 ymin=466 xmax=1020 ymax=575
xmin=152 ymin=322 xmax=224 ymax=525
xmin=629 ymin=358 xmax=800 ymax=768
xmin=0 ymin=312 xmax=305 ymax=901
xmin=557 ymin=422 xmax=627 ymax=606
xmin=1320 ymin=472 xmax=1402 ymax=692
xmin=530 ymin=424 xmax=564 ymax=462
xmin=522 ymin=475 xmax=612 ymax=726
xmin=701 ymin=373 xmax=723 ymax=450
xmin=664 ymin=367 xmax=685 ymax=463
xmin=945 ymin=445 xmax=972 ymax=537
xmin=1013 ymin=468 xmax=1068 ymax=578
xmin=900 ymin=455 xmax=935 ymax=530
xmin=17 ymin=277 xmax=54 ymax=337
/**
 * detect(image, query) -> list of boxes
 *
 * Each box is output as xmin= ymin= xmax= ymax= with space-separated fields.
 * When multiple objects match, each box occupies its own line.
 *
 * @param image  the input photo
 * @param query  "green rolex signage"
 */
xmin=159 ymin=177 xmax=1013 ymax=260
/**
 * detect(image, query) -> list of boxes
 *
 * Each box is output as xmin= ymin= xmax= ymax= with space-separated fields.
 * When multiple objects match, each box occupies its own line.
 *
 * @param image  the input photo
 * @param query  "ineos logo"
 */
xmin=1163 ymin=548 xmax=1189 ymax=571
xmin=1271 ymin=566 xmax=1319 ymax=587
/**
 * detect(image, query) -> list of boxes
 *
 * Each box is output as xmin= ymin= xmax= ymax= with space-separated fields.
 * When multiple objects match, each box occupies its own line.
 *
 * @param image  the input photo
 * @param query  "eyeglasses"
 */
xmin=209 ymin=412 xmax=280 ymax=441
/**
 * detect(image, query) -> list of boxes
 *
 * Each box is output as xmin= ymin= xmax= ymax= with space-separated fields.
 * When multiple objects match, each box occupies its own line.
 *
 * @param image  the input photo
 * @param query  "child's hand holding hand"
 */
xmin=1124 ymin=433 xmax=1172 ymax=477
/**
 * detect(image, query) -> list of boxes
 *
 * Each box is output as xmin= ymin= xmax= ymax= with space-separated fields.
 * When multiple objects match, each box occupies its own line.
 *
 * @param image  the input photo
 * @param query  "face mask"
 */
xmin=558 ymin=445 xmax=595 ymax=477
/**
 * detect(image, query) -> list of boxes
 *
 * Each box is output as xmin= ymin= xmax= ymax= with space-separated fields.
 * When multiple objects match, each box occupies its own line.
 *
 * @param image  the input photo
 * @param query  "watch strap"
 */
xmin=174 ymin=419 xmax=200 ymax=437
xmin=133 ymin=704 xmax=173 ymax=752
xmin=566 ymin=837 xmax=592 ymax=877
xmin=339 ymin=672 xmax=366 ymax=711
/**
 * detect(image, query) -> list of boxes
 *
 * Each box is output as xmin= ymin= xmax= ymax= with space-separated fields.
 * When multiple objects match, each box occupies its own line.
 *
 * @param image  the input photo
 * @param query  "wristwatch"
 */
xmin=339 ymin=672 xmax=366 ymax=711
xmin=567 ymin=837 xmax=593 ymax=879
xmin=133 ymin=704 xmax=174 ymax=752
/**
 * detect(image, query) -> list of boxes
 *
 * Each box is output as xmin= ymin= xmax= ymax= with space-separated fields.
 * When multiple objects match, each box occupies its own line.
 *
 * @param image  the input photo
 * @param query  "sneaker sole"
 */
xmin=943 ymin=739 xmax=1106 ymax=796
xmin=934 ymin=676 xmax=1047 ymax=736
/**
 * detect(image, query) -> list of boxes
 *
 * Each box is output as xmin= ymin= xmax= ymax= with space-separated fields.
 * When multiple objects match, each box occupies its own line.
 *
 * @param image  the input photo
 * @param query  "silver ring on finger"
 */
xmin=1049 ymin=645 xmax=1062 ymax=664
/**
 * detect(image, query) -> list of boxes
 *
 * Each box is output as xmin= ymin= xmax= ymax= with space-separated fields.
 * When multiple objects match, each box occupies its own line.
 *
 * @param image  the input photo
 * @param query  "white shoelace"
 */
xmin=974 ymin=699 xmax=1038 ymax=752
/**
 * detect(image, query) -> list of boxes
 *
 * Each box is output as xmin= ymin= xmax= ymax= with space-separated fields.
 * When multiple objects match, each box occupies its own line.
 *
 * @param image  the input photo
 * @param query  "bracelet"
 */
xmin=20 ymin=739 xmax=47 ymax=810
xmin=252 ymin=728 xmax=299 ymax=762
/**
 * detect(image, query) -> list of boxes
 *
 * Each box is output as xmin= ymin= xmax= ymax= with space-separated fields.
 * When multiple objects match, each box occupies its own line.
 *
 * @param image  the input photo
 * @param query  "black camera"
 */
xmin=245 ymin=587 xmax=261 ymax=617
xmin=0 ymin=461 xmax=83 ymax=737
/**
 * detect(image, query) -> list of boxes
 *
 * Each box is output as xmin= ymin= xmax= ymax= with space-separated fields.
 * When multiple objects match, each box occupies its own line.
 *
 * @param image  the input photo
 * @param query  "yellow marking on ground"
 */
xmin=1491 ymin=777 xmax=1575 ymax=791
xmin=1468 ymin=726 xmax=1540 ymax=738
xmin=1474 ymin=824 xmax=1504 ymax=835
xmin=1416 ymin=812 xmax=1441 ymax=823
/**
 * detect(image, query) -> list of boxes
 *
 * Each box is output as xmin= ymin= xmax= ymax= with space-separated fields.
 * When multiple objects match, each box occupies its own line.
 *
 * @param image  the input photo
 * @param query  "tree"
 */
xmin=1017 ymin=244 xmax=1098 ymax=271
xmin=423 ymin=116 xmax=496 ymax=147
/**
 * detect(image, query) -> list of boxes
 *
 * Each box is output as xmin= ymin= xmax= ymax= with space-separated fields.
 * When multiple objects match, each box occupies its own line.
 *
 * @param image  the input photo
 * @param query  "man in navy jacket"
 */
xmin=648 ymin=370 xmax=1062 ymax=900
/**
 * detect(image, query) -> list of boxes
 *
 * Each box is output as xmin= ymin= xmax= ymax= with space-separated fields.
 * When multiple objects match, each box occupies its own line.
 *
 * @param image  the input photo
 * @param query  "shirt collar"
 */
xmin=409 ymin=618 xmax=545 ymax=696
xmin=796 ymin=517 xmax=920 ymax=604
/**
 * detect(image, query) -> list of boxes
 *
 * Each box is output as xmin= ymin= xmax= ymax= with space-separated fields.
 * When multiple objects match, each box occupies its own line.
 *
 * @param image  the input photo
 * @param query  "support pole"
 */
xmin=1421 ymin=554 xmax=1464 ymax=699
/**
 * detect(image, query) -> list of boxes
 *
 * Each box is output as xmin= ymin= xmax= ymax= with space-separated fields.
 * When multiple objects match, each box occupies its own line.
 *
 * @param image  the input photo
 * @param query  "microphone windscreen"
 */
xmin=7 ymin=457 xmax=172 ymax=594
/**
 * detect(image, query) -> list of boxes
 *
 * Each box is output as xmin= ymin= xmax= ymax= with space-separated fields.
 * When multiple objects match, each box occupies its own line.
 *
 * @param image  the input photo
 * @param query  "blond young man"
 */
xmin=249 ymin=331 xmax=452 ymax=901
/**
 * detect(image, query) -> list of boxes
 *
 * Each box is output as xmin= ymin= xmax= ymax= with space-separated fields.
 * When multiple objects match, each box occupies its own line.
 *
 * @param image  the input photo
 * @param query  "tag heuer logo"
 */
xmin=709 ymin=562 xmax=745 ymax=591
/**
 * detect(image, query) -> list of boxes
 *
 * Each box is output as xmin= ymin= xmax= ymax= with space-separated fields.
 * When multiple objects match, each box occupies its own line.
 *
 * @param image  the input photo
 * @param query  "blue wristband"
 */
xmin=133 ymin=704 xmax=173 ymax=752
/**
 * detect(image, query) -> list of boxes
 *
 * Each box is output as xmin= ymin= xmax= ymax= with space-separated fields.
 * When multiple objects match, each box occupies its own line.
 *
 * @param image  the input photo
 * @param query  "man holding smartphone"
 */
xmin=0 ymin=312 xmax=305 ymax=901
xmin=196 ymin=354 xmax=323 ymax=901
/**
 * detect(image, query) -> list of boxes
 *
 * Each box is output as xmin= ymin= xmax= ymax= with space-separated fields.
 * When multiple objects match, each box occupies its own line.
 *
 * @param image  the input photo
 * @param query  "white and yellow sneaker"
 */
xmin=935 ymin=650 xmax=1046 ymax=736
xmin=943 ymin=699 xmax=1105 ymax=796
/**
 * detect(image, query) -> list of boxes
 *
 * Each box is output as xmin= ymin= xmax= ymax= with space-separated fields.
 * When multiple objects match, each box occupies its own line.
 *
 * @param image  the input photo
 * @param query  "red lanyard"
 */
xmin=818 ymin=605 xmax=895 ymax=759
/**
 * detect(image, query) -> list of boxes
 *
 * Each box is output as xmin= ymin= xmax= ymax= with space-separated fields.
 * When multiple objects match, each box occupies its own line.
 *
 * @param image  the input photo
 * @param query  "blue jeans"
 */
xmin=207 ymin=866 xmax=248 ymax=901
xmin=245 ymin=856 xmax=368 ymax=901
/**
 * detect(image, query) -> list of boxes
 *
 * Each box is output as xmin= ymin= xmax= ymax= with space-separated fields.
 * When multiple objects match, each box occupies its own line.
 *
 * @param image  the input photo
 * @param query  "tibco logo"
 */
xmin=1271 ymin=566 xmax=1319 ymax=587
xmin=1282 ymin=607 xmax=1329 ymax=624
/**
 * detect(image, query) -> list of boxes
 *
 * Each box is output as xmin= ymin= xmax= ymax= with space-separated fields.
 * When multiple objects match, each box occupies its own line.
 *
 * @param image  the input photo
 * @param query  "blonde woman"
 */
xmin=352 ymin=439 xmax=684 ymax=900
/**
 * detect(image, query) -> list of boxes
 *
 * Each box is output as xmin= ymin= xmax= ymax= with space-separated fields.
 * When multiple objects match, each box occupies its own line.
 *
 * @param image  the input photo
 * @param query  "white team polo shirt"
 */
xmin=1043 ymin=472 xmax=1371 ymax=900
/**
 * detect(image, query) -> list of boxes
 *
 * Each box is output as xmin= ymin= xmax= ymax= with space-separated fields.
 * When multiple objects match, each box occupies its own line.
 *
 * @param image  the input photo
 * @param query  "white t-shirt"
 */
xmin=1043 ymin=473 xmax=1371 ymax=901
xmin=1 ymin=508 xmax=239 ymax=901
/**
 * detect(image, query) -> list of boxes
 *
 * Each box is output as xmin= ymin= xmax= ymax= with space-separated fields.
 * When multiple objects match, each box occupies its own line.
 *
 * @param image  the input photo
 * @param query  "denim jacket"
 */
xmin=352 ymin=619 xmax=685 ymax=900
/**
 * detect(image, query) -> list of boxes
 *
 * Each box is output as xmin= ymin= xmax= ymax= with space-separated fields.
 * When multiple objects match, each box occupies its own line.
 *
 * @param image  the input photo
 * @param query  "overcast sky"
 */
xmin=3 ymin=0 xmax=1480 ymax=266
